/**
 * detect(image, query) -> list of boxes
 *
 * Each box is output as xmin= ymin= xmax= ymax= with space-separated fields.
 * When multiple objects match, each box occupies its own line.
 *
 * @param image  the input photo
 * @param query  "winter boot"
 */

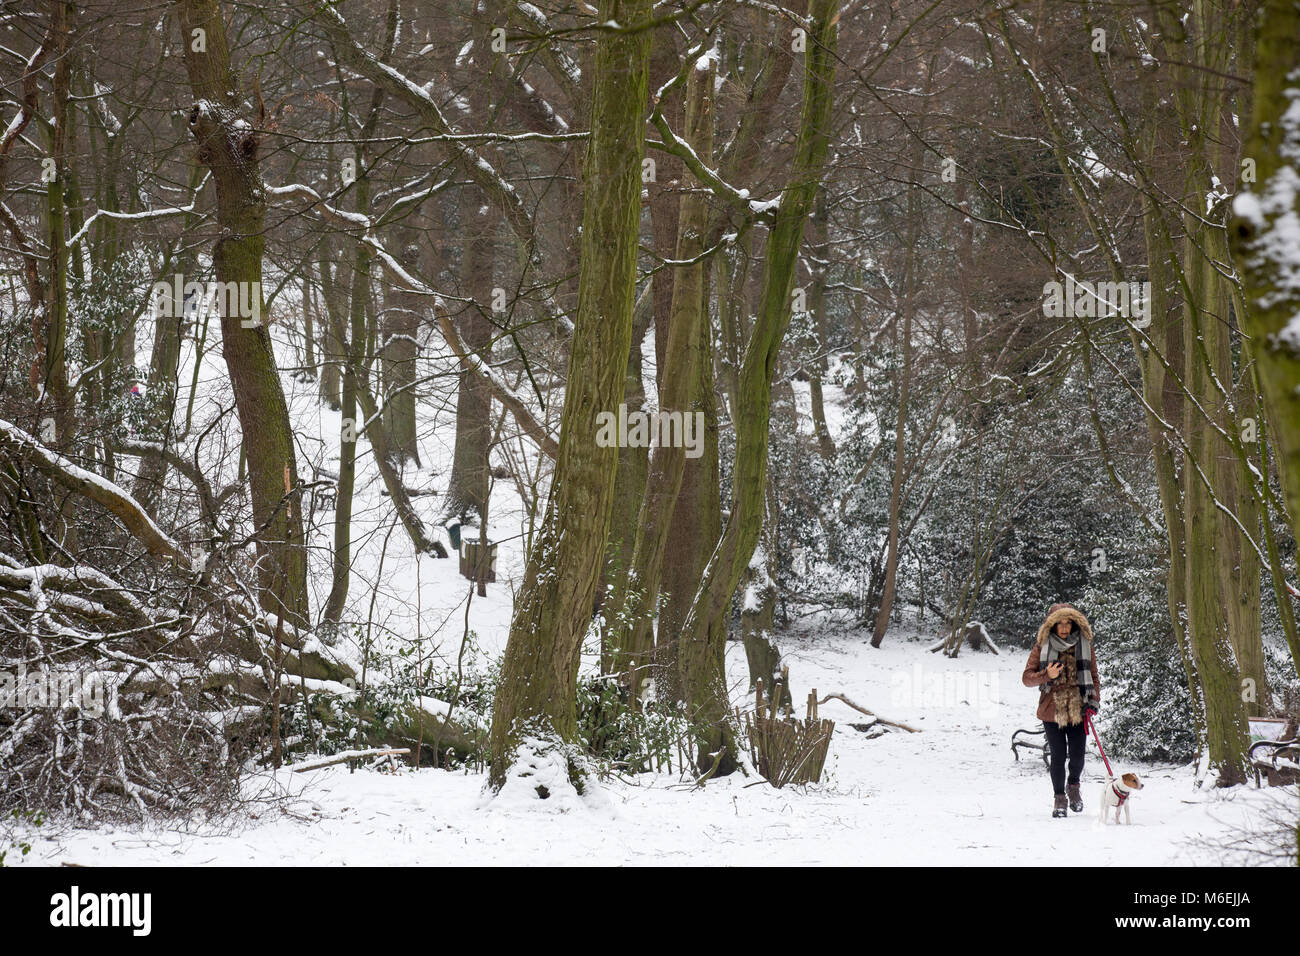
xmin=1067 ymin=783 xmax=1083 ymax=813
xmin=1052 ymin=794 xmax=1068 ymax=818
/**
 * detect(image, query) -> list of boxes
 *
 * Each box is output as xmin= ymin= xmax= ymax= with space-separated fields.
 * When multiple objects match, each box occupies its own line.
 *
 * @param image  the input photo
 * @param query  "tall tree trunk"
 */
xmin=134 ymin=168 xmax=205 ymax=516
xmin=1158 ymin=0 xmax=1250 ymax=785
xmin=677 ymin=0 xmax=838 ymax=775
xmin=37 ymin=0 xmax=74 ymax=456
xmin=323 ymin=190 xmax=372 ymax=631
xmin=873 ymin=52 xmax=936 ymax=647
xmin=1229 ymin=0 xmax=1300 ymax=860
xmin=1139 ymin=204 xmax=1201 ymax=726
xmin=441 ymin=200 xmax=496 ymax=522
xmin=38 ymin=0 xmax=76 ymax=556
xmin=178 ymin=0 xmax=308 ymax=629
xmin=658 ymin=262 xmax=722 ymax=707
xmin=1228 ymin=307 xmax=1267 ymax=717
xmin=1180 ymin=220 xmax=1250 ymax=785
xmin=603 ymin=54 xmax=714 ymax=692
xmin=381 ymin=248 xmax=421 ymax=467
xmin=806 ymin=186 xmax=836 ymax=460
xmin=649 ymin=30 xmax=684 ymax=379
xmin=1232 ymin=0 xmax=1300 ymax=574
xmin=599 ymin=287 xmax=650 ymax=658
xmin=673 ymin=305 xmax=727 ymax=723
xmin=487 ymin=0 xmax=653 ymax=788
xmin=871 ymin=189 xmax=920 ymax=648
xmin=441 ymin=5 xmax=502 ymax=520
xmin=741 ymin=451 xmax=782 ymax=697
xmin=317 ymin=246 xmax=343 ymax=410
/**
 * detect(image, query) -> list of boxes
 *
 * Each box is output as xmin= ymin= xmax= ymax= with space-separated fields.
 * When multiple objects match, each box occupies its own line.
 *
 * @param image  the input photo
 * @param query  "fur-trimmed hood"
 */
xmin=1035 ymin=602 xmax=1093 ymax=645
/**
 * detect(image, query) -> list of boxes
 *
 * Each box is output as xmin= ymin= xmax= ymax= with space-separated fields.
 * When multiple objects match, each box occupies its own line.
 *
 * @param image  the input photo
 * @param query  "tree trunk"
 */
xmin=806 ymin=187 xmax=836 ymax=459
xmin=598 ymin=289 xmax=650 ymax=658
xmin=37 ymin=0 xmax=74 ymax=470
xmin=132 ymin=170 xmax=203 ymax=517
xmin=487 ymin=0 xmax=653 ymax=788
xmin=441 ymin=200 xmax=495 ymax=522
xmin=741 ymin=476 xmax=783 ymax=696
xmin=323 ymin=202 xmax=371 ymax=631
xmin=1232 ymin=0 xmax=1300 ymax=785
xmin=603 ymin=53 xmax=714 ymax=692
xmin=381 ymin=253 xmax=421 ymax=468
xmin=178 ymin=0 xmax=308 ymax=630
xmin=1161 ymin=0 xmax=1251 ymax=784
xmin=871 ymin=204 xmax=918 ymax=648
xmin=317 ymin=247 xmax=343 ymax=410
xmin=649 ymin=30 xmax=684 ymax=380
xmin=676 ymin=0 xmax=838 ymax=775
xmin=658 ymin=263 xmax=723 ymax=707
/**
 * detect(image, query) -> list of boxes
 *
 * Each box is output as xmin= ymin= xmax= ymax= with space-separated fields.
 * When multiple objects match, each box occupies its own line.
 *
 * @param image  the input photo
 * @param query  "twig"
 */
xmin=817 ymin=693 xmax=922 ymax=733
xmin=692 ymin=749 xmax=725 ymax=788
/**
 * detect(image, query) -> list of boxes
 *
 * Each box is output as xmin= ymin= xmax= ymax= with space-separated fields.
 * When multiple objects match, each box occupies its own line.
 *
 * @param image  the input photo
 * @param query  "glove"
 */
xmin=1084 ymin=702 xmax=1098 ymax=718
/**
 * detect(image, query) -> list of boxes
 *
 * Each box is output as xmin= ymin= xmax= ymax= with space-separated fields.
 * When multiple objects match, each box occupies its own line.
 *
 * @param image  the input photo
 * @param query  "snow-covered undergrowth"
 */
xmin=14 ymin=627 xmax=1292 ymax=866
xmin=488 ymin=735 xmax=614 ymax=817
xmin=11 ymin=317 xmax=1287 ymax=865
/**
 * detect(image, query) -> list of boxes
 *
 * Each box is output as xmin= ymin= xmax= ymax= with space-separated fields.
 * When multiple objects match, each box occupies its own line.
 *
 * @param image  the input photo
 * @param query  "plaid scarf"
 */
xmin=1043 ymin=632 xmax=1096 ymax=726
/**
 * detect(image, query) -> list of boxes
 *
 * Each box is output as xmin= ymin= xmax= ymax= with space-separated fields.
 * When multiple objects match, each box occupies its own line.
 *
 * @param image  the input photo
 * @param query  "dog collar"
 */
xmin=1111 ymin=783 xmax=1129 ymax=805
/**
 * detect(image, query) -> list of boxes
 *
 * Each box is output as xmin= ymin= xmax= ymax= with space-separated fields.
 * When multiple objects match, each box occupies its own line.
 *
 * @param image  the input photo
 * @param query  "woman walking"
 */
xmin=1022 ymin=603 xmax=1100 ymax=818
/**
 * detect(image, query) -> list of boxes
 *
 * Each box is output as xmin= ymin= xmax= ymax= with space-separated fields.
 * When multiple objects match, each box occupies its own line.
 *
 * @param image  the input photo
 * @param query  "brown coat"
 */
xmin=1021 ymin=604 xmax=1101 ymax=724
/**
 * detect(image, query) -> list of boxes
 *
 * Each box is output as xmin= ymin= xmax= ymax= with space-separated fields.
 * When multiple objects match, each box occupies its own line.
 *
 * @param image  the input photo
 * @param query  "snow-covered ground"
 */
xmin=14 ymin=312 xmax=1282 ymax=866
xmin=16 ymin=626 xmax=1292 ymax=866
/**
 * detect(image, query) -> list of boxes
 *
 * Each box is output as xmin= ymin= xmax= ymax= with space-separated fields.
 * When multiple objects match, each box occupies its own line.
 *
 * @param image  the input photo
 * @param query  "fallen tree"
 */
xmin=0 ymin=416 xmax=480 ymax=818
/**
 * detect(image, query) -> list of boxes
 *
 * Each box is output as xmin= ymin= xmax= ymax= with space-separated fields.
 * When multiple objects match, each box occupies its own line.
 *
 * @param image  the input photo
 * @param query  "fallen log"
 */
xmin=287 ymin=748 xmax=410 ymax=773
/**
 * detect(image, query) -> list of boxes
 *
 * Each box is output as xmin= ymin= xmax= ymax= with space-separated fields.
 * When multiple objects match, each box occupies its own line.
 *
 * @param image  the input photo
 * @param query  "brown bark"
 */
xmin=177 ymin=0 xmax=308 ymax=629
xmin=487 ymin=0 xmax=653 ymax=787
xmin=604 ymin=53 xmax=714 ymax=690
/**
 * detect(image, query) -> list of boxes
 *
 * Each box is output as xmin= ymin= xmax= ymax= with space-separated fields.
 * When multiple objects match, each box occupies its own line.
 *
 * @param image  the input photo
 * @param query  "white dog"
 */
xmin=1098 ymin=772 xmax=1143 ymax=824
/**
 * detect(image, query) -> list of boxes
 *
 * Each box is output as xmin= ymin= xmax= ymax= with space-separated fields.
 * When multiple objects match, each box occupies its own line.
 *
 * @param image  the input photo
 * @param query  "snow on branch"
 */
xmin=268 ymin=182 xmax=561 ymax=459
xmin=648 ymin=38 xmax=780 ymax=222
xmin=66 ymin=172 xmax=211 ymax=251
xmin=510 ymin=2 xmax=583 ymax=101
xmin=0 ymin=24 xmax=53 ymax=176
xmin=817 ymin=693 xmax=922 ymax=733
xmin=287 ymin=748 xmax=410 ymax=772
xmin=0 ymin=419 xmax=191 ymax=567
xmin=311 ymin=2 xmax=538 ymax=257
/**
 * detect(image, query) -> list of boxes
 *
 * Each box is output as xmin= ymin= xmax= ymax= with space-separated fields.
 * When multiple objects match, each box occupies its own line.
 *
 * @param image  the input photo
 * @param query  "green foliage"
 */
xmin=68 ymin=249 xmax=154 ymax=438
xmin=0 ymin=808 xmax=45 ymax=867
xmin=1082 ymin=560 xmax=1197 ymax=763
xmin=281 ymin=627 xmax=499 ymax=769
xmin=575 ymin=675 xmax=695 ymax=777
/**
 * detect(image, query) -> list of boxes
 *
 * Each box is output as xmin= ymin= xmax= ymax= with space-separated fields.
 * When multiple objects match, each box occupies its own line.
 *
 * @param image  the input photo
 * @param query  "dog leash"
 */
xmin=1085 ymin=711 xmax=1115 ymax=778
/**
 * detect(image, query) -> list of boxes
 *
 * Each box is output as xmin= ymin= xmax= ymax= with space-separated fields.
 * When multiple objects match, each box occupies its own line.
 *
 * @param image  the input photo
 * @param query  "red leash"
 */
xmin=1085 ymin=711 xmax=1114 ymax=778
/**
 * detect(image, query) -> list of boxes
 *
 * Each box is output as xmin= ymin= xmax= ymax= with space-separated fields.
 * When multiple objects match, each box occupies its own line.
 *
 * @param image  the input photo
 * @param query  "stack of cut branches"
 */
xmin=735 ymin=672 xmax=834 ymax=788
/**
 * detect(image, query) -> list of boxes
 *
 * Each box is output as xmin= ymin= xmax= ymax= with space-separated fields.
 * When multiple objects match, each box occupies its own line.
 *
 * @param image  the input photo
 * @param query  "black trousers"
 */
xmin=1043 ymin=720 xmax=1087 ymax=794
